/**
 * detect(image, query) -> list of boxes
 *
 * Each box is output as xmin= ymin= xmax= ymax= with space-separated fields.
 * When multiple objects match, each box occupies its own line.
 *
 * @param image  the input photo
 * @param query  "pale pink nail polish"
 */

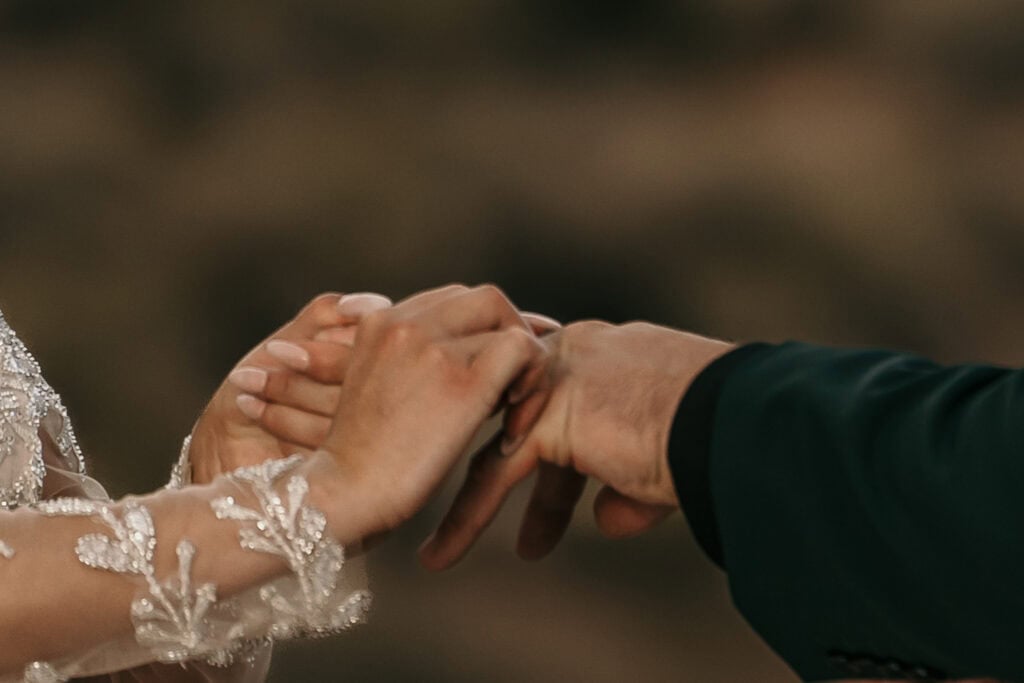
xmin=266 ymin=340 xmax=310 ymax=370
xmin=336 ymin=293 xmax=393 ymax=317
xmin=236 ymin=394 xmax=267 ymax=420
xmin=523 ymin=312 xmax=563 ymax=329
xmin=228 ymin=367 xmax=268 ymax=394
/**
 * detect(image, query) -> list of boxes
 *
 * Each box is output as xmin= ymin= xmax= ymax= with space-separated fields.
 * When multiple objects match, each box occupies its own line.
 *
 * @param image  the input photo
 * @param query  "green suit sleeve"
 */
xmin=669 ymin=342 xmax=1024 ymax=681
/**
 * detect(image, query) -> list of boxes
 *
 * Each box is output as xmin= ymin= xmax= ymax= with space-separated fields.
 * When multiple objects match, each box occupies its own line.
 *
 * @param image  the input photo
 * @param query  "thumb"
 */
xmin=593 ymin=485 xmax=675 ymax=539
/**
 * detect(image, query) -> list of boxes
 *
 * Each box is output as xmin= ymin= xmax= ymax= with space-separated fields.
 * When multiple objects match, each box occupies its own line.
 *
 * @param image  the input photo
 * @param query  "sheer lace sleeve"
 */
xmin=0 ymin=309 xmax=370 ymax=682
xmin=0 ymin=453 xmax=371 ymax=682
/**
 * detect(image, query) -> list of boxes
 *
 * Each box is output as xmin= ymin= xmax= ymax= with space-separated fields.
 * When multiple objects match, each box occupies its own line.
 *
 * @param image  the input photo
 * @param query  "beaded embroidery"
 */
xmin=0 ymin=539 xmax=13 ymax=559
xmin=213 ymin=456 xmax=372 ymax=638
xmin=0 ymin=309 xmax=85 ymax=509
xmin=21 ymin=662 xmax=66 ymax=683
xmin=35 ymin=498 xmax=222 ymax=663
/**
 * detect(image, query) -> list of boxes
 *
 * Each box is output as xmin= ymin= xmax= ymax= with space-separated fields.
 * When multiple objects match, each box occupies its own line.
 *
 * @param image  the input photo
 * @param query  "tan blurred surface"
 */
xmin=3 ymin=1 xmax=1024 ymax=680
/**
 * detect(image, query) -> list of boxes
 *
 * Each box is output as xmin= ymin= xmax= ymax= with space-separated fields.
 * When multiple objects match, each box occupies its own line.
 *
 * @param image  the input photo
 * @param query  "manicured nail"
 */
xmin=523 ymin=312 xmax=563 ymax=330
xmin=236 ymin=394 xmax=267 ymax=421
xmin=314 ymin=326 xmax=357 ymax=345
xmin=266 ymin=340 xmax=310 ymax=370
xmin=228 ymin=367 xmax=268 ymax=394
xmin=501 ymin=432 xmax=526 ymax=457
xmin=337 ymin=293 xmax=393 ymax=317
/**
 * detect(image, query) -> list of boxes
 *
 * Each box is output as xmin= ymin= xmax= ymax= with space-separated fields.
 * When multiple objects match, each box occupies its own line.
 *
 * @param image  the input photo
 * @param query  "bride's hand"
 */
xmin=303 ymin=284 xmax=547 ymax=541
xmin=188 ymin=292 xmax=391 ymax=484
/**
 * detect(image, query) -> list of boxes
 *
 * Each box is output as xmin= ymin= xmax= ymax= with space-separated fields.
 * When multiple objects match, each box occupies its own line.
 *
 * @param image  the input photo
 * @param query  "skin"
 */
xmin=0 ymin=285 xmax=540 ymax=674
xmin=235 ymin=305 xmax=735 ymax=564
xmin=232 ymin=294 xmax=1003 ymax=683
xmin=188 ymin=292 xmax=378 ymax=484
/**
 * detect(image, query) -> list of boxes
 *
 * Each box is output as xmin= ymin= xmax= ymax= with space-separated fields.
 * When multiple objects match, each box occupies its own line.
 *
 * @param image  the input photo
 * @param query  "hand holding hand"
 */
xmin=303 ymin=285 xmax=546 ymax=542
xmin=419 ymin=320 xmax=734 ymax=569
xmin=188 ymin=292 xmax=391 ymax=484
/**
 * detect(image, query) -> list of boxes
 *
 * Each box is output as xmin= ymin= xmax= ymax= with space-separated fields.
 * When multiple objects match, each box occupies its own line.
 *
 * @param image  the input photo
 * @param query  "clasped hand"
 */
xmin=202 ymin=284 xmax=732 ymax=561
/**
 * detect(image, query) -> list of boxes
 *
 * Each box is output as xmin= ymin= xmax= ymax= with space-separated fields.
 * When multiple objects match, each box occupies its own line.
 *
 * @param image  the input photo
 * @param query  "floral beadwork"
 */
xmin=213 ymin=456 xmax=372 ymax=638
xmin=0 ymin=309 xmax=85 ymax=509
xmin=36 ymin=498 xmax=223 ymax=663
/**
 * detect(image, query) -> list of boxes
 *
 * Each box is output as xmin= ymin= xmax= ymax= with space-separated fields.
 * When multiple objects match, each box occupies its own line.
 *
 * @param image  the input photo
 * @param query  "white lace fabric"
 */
xmin=0 ymin=308 xmax=370 ymax=682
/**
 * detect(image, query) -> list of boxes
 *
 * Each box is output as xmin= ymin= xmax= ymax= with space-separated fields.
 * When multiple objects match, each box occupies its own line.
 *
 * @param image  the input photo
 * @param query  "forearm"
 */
xmin=0 ymin=453 xmax=366 ymax=675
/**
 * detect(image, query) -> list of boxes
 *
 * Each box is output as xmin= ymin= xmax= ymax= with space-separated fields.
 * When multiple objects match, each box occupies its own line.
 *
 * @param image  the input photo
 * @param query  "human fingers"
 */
xmin=235 ymin=394 xmax=333 ymax=449
xmin=418 ymin=434 xmax=538 ymax=571
xmin=467 ymin=326 xmax=548 ymax=413
xmin=228 ymin=366 xmax=343 ymax=417
xmin=516 ymin=463 xmax=586 ymax=560
xmin=264 ymin=339 xmax=353 ymax=383
xmin=313 ymin=326 xmax=358 ymax=345
xmin=333 ymin=292 xmax=393 ymax=322
xmin=413 ymin=284 xmax=530 ymax=337
xmin=278 ymin=292 xmax=349 ymax=338
xmin=521 ymin=312 xmax=562 ymax=337
xmin=593 ymin=486 xmax=675 ymax=539
xmin=338 ymin=285 xmax=465 ymax=324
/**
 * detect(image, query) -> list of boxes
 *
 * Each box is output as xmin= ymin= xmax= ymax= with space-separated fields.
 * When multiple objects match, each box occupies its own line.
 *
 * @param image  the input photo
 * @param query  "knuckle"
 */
xmin=265 ymin=371 xmax=291 ymax=400
xmin=475 ymin=283 xmax=508 ymax=307
xmin=383 ymin=320 xmax=421 ymax=347
xmin=305 ymin=292 xmax=343 ymax=322
xmin=359 ymin=309 xmax=390 ymax=336
xmin=503 ymin=326 xmax=535 ymax=350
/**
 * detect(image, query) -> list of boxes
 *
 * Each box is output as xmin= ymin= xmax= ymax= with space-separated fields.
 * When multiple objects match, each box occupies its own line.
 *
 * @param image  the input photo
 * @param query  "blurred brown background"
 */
xmin=3 ymin=1 xmax=1024 ymax=680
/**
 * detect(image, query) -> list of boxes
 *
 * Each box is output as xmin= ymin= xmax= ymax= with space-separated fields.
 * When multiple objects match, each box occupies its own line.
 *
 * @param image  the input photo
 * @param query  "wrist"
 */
xmin=302 ymin=451 xmax=388 ymax=547
xmin=656 ymin=332 xmax=736 ymax=505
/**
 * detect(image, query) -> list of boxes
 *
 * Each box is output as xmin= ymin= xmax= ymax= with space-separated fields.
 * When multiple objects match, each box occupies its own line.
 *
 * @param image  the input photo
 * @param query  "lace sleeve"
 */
xmin=7 ymin=455 xmax=371 ymax=682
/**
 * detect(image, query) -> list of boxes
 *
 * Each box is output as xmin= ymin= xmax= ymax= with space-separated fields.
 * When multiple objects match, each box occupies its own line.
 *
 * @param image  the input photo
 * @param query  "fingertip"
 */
xmin=228 ymin=367 xmax=269 ymax=394
xmin=337 ymin=292 xmax=393 ymax=318
xmin=266 ymin=340 xmax=311 ymax=371
xmin=522 ymin=312 xmax=563 ymax=336
xmin=515 ymin=534 xmax=554 ymax=562
xmin=235 ymin=394 xmax=267 ymax=421
xmin=416 ymin=535 xmax=451 ymax=572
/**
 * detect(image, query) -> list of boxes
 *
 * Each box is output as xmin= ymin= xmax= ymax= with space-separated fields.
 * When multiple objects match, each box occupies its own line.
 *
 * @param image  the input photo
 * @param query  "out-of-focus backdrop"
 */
xmin=3 ymin=1 xmax=1024 ymax=680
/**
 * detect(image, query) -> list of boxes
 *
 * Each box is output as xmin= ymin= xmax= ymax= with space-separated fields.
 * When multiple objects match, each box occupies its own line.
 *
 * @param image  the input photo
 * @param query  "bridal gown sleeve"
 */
xmin=0 ymin=309 xmax=371 ymax=683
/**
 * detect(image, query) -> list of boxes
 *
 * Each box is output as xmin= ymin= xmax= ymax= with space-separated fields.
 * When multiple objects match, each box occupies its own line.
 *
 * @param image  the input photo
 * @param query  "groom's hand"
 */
xmin=419 ymin=320 xmax=734 ymax=570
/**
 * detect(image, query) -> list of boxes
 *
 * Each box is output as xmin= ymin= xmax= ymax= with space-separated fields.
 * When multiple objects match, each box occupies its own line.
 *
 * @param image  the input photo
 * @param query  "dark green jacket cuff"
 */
xmin=667 ymin=342 xmax=774 ymax=569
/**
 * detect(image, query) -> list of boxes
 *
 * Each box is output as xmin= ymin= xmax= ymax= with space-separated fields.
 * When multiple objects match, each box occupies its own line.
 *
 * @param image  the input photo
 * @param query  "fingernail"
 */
xmin=313 ymin=326 xmax=357 ymax=345
xmin=228 ymin=367 xmax=268 ymax=394
xmin=266 ymin=340 xmax=310 ymax=370
xmin=524 ymin=312 xmax=563 ymax=329
xmin=236 ymin=394 xmax=267 ymax=420
xmin=337 ymin=293 xmax=393 ymax=318
xmin=501 ymin=432 xmax=526 ymax=457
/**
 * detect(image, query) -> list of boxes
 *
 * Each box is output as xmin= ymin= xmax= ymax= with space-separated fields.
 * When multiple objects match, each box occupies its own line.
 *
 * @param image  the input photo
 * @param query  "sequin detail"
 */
xmin=0 ymin=539 xmax=13 ymax=559
xmin=213 ymin=456 xmax=372 ymax=638
xmin=36 ymin=498 xmax=222 ymax=663
xmin=0 ymin=309 xmax=85 ymax=509
xmin=167 ymin=434 xmax=192 ymax=490
xmin=21 ymin=662 xmax=66 ymax=683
